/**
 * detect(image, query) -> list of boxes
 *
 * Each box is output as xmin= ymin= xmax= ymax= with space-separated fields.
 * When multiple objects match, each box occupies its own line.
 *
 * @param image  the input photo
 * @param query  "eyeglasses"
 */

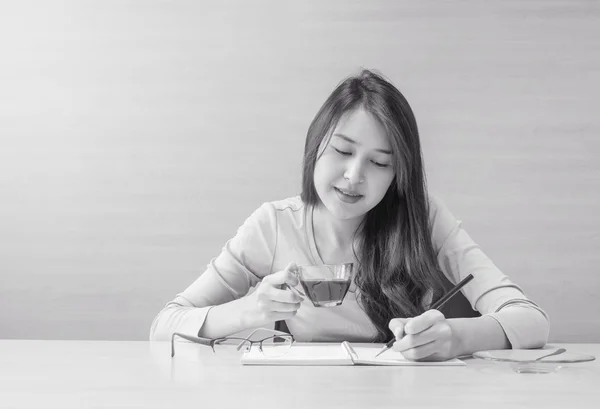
xmin=171 ymin=328 xmax=295 ymax=358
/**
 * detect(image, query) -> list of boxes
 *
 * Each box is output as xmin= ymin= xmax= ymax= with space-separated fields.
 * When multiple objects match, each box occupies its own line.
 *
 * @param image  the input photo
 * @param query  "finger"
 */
xmin=404 ymin=310 xmax=445 ymax=335
xmin=264 ymin=286 xmax=304 ymax=303
xmin=398 ymin=339 xmax=441 ymax=361
xmin=393 ymin=321 xmax=449 ymax=352
xmin=388 ymin=318 xmax=408 ymax=339
xmin=286 ymin=261 xmax=298 ymax=274
xmin=258 ymin=298 xmax=302 ymax=313
xmin=263 ymin=262 xmax=299 ymax=287
xmin=263 ymin=310 xmax=299 ymax=322
xmin=284 ymin=262 xmax=299 ymax=285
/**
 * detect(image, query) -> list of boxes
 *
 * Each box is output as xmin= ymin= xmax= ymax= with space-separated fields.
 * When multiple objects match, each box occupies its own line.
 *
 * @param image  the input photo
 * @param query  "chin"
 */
xmin=325 ymin=200 xmax=367 ymax=220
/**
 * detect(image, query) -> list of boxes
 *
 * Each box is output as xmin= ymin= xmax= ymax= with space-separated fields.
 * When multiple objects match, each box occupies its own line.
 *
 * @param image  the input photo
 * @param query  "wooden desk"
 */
xmin=0 ymin=341 xmax=598 ymax=408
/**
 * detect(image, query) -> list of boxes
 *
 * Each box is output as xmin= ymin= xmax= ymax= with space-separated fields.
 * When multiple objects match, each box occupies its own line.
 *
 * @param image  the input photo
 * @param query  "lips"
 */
xmin=334 ymin=187 xmax=363 ymax=204
xmin=335 ymin=187 xmax=363 ymax=197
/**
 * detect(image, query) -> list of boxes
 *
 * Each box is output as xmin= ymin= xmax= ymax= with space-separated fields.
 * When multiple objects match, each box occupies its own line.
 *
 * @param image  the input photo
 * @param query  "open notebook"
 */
xmin=241 ymin=342 xmax=465 ymax=366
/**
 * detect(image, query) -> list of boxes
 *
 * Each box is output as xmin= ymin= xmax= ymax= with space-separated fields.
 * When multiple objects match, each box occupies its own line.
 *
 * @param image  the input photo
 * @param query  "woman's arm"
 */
xmin=198 ymin=263 xmax=303 ymax=339
xmin=149 ymin=203 xmax=277 ymax=341
xmin=448 ymin=302 xmax=551 ymax=357
xmin=428 ymin=194 xmax=550 ymax=350
xmin=448 ymin=315 xmax=509 ymax=357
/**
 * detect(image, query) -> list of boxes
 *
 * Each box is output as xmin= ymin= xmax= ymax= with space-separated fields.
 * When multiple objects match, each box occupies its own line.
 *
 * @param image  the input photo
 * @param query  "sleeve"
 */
xmin=428 ymin=194 xmax=550 ymax=349
xmin=149 ymin=202 xmax=278 ymax=341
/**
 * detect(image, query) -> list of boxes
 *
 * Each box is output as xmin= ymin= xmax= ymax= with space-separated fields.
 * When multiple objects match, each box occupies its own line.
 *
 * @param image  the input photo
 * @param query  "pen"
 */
xmin=374 ymin=273 xmax=475 ymax=358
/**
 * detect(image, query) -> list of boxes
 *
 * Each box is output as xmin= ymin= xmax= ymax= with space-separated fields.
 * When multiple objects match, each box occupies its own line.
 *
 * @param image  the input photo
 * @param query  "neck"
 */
xmin=312 ymin=203 xmax=363 ymax=251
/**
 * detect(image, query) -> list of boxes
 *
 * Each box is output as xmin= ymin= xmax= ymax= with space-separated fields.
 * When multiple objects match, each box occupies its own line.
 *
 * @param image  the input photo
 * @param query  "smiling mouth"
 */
xmin=334 ymin=187 xmax=363 ymax=198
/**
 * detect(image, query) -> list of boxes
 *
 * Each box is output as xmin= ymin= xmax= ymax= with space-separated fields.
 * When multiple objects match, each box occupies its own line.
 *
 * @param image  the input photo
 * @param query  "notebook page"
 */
xmin=241 ymin=344 xmax=353 ymax=365
xmin=350 ymin=345 xmax=465 ymax=366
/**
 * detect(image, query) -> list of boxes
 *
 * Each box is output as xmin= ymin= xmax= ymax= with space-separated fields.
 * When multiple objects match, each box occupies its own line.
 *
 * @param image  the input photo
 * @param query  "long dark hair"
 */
xmin=301 ymin=69 xmax=447 ymax=342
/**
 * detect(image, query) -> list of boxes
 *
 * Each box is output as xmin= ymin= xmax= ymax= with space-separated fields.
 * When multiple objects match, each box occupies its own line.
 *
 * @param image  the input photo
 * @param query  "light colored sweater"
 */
xmin=150 ymin=195 xmax=549 ymax=348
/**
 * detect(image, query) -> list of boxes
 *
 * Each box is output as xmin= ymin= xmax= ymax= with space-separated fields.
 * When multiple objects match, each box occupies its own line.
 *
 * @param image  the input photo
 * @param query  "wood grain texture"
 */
xmin=0 ymin=0 xmax=598 ymax=341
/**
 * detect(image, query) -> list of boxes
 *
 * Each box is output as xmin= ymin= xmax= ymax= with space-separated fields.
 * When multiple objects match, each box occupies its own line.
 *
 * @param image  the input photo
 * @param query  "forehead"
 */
xmin=331 ymin=108 xmax=391 ymax=150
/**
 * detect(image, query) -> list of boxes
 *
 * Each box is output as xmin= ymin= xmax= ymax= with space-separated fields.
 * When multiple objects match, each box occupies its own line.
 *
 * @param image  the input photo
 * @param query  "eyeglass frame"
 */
xmin=170 ymin=327 xmax=295 ymax=358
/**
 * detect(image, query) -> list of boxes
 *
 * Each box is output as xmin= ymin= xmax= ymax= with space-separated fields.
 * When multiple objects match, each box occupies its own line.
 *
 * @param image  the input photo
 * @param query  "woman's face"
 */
xmin=313 ymin=108 xmax=396 ymax=221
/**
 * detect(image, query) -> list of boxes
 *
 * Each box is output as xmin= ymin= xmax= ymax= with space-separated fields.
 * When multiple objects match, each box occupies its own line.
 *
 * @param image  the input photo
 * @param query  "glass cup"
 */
xmin=295 ymin=263 xmax=354 ymax=307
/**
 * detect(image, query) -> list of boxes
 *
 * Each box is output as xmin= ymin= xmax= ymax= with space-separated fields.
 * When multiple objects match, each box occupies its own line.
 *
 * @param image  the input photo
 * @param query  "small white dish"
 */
xmin=472 ymin=349 xmax=595 ymax=374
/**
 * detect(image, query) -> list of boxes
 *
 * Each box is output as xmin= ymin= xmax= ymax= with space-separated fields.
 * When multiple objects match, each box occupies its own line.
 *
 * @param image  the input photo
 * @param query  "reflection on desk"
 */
xmin=0 ymin=341 xmax=598 ymax=408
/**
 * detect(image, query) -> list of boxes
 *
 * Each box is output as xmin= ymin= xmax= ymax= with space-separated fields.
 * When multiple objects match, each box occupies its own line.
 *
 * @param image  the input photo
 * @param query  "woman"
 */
xmin=150 ymin=69 xmax=549 ymax=361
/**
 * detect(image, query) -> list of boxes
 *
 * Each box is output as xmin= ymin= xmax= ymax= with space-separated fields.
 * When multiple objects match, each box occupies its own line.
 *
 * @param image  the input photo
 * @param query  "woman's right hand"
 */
xmin=242 ymin=262 xmax=305 ymax=328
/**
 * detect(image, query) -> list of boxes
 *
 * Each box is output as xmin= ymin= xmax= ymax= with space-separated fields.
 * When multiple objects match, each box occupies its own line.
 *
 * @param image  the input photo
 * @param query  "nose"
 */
xmin=343 ymin=158 xmax=365 ymax=184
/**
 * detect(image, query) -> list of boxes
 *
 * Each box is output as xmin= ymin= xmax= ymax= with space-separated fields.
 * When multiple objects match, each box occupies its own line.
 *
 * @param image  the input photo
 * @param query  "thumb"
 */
xmin=285 ymin=261 xmax=298 ymax=273
xmin=388 ymin=318 xmax=408 ymax=340
xmin=284 ymin=262 xmax=299 ymax=286
xmin=265 ymin=262 xmax=298 ymax=286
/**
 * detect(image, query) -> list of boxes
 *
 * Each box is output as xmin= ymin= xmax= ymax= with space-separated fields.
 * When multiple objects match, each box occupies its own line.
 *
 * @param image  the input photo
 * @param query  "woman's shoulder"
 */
xmin=426 ymin=192 xmax=444 ymax=216
xmin=426 ymin=192 xmax=457 ymax=216
xmin=246 ymin=195 xmax=306 ymax=224
xmin=268 ymin=195 xmax=305 ymax=212
xmin=426 ymin=192 xmax=460 ymax=240
xmin=255 ymin=195 xmax=307 ymax=219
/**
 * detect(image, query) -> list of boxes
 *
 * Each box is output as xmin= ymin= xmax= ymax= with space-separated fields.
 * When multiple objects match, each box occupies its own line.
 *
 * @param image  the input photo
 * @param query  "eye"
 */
xmin=371 ymin=161 xmax=389 ymax=168
xmin=333 ymin=147 xmax=351 ymax=156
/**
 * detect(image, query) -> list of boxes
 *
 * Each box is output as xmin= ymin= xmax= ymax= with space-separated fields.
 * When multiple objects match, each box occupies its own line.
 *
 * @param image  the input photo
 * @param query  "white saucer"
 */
xmin=473 ymin=349 xmax=595 ymax=363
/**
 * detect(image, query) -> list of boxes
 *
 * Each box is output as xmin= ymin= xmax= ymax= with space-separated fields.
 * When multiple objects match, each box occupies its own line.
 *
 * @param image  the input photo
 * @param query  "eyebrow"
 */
xmin=333 ymin=133 xmax=392 ymax=155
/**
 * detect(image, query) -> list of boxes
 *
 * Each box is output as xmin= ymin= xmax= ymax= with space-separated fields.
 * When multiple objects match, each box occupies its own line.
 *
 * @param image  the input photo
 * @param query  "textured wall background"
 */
xmin=1 ymin=0 xmax=598 ymax=341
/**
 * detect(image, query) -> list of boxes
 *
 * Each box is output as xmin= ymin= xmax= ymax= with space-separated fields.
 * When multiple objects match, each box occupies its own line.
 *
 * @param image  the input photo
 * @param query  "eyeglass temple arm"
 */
xmin=235 ymin=327 xmax=293 ymax=350
xmin=171 ymin=332 xmax=216 ymax=358
xmin=172 ymin=332 xmax=214 ymax=346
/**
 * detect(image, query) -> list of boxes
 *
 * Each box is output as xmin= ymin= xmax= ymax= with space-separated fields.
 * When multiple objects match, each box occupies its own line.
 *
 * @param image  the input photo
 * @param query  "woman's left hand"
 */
xmin=388 ymin=310 xmax=458 ymax=361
